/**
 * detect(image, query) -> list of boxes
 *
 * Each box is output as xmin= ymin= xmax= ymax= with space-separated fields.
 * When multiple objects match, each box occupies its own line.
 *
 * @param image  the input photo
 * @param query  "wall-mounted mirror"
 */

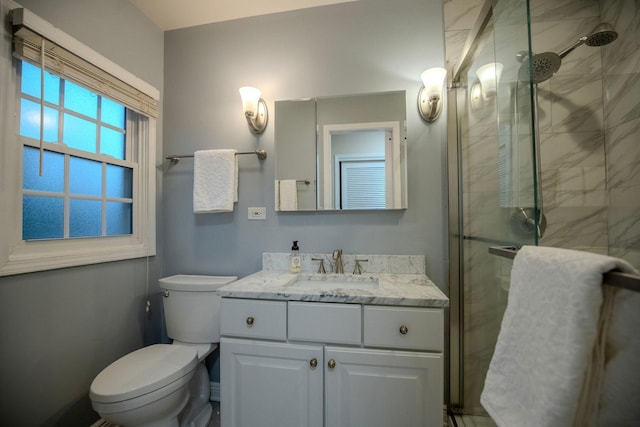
xmin=275 ymin=91 xmax=407 ymax=211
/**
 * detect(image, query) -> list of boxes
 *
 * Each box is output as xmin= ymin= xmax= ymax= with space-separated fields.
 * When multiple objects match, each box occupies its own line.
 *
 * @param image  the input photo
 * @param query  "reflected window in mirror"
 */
xmin=274 ymin=91 xmax=407 ymax=212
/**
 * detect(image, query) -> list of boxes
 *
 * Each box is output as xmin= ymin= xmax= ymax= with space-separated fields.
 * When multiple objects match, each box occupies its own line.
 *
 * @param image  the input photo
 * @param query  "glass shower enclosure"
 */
xmin=447 ymin=0 xmax=540 ymax=421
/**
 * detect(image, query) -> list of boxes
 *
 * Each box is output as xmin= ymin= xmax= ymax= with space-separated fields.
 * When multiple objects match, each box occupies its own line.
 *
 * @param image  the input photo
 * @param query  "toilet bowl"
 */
xmin=89 ymin=275 xmax=237 ymax=427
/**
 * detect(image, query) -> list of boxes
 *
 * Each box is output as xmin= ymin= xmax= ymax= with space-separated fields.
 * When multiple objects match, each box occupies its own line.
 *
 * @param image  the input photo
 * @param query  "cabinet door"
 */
xmin=221 ymin=338 xmax=323 ymax=427
xmin=325 ymin=347 xmax=443 ymax=427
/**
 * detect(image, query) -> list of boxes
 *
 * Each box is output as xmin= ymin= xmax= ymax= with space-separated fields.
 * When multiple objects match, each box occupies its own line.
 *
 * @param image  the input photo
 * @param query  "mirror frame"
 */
xmin=275 ymin=90 xmax=407 ymax=211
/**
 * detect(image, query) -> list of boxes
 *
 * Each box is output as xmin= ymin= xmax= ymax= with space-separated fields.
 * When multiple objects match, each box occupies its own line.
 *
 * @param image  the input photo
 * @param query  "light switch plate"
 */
xmin=248 ymin=207 xmax=266 ymax=220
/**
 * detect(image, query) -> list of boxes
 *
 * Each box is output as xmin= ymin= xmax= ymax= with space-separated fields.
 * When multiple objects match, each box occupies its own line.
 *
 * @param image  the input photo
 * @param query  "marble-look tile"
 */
xmin=550 ymin=165 xmax=606 ymax=192
xmin=460 ymin=240 xmax=510 ymax=413
xmin=535 ymin=80 xmax=553 ymax=134
xmin=462 ymin=192 xmax=483 ymax=237
xmin=605 ymin=117 xmax=640 ymax=189
xmin=601 ymin=0 xmax=640 ymax=76
xmin=444 ymin=0 xmax=484 ymax=31
xmin=462 ymin=347 xmax=495 ymax=414
xmin=540 ymin=205 xmax=608 ymax=249
xmin=608 ymin=187 xmax=640 ymax=269
xmin=609 ymin=248 xmax=640 ymax=271
xmin=445 ymin=29 xmax=469 ymax=70
xmin=463 ymin=98 xmax=498 ymax=138
xmin=603 ymin=72 xmax=640 ymax=129
xmin=549 ymin=73 xmax=604 ymax=132
xmin=543 ymin=189 xmax=607 ymax=208
xmin=463 ymin=192 xmax=511 ymax=239
xmin=462 ymin=135 xmax=499 ymax=193
xmin=529 ymin=0 xmax=600 ymax=23
xmin=540 ymin=131 xmax=606 ymax=192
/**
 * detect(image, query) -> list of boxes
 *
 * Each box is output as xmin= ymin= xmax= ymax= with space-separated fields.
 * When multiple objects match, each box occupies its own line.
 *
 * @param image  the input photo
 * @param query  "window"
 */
xmin=20 ymin=61 xmax=134 ymax=240
xmin=0 ymin=6 xmax=158 ymax=276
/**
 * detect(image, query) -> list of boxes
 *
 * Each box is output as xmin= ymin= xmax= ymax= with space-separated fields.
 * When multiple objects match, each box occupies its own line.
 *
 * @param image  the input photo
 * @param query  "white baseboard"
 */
xmin=210 ymin=381 xmax=220 ymax=402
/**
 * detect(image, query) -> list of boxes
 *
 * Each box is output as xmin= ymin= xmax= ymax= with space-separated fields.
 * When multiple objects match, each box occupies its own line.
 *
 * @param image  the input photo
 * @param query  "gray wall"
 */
xmin=0 ymin=0 xmax=447 ymax=424
xmin=0 ymin=0 xmax=164 ymax=425
xmin=163 ymin=0 xmax=448 ymax=286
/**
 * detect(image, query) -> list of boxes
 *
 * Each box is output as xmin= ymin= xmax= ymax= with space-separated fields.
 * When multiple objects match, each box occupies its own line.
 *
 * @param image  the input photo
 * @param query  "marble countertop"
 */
xmin=218 ymin=270 xmax=449 ymax=308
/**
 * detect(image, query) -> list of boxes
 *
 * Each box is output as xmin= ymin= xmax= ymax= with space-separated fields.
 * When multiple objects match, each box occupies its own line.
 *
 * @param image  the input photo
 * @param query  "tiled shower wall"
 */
xmin=444 ymin=0 xmax=640 ymax=415
xmin=601 ymin=0 xmax=640 ymax=268
xmin=533 ymin=0 xmax=640 ymax=269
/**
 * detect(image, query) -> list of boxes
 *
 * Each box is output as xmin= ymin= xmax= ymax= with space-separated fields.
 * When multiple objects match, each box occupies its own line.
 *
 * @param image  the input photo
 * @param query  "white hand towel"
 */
xmin=481 ymin=245 xmax=637 ymax=427
xmin=275 ymin=179 xmax=298 ymax=211
xmin=193 ymin=149 xmax=237 ymax=213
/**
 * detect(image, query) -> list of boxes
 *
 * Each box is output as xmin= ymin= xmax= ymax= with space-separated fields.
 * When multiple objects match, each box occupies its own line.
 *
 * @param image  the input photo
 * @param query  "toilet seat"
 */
xmin=90 ymin=344 xmax=198 ymax=404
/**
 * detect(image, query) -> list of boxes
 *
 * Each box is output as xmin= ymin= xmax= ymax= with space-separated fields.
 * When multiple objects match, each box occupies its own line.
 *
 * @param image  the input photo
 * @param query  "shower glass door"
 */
xmin=448 ymin=0 xmax=538 ymax=420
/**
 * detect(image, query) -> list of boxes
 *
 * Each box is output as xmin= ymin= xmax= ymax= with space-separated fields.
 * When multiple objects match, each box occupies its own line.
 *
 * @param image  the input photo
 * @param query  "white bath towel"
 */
xmin=275 ymin=179 xmax=298 ymax=211
xmin=193 ymin=149 xmax=237 ymax=213
xmin=481 ymin=246 xmax=638 ymax=427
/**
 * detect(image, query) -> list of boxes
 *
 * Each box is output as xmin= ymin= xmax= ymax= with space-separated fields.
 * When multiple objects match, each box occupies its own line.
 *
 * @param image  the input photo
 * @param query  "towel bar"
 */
xmin=488 ymin=246 xmax=640 ymax=293
xmin=166 ymin=150 xmax=267 ymax=164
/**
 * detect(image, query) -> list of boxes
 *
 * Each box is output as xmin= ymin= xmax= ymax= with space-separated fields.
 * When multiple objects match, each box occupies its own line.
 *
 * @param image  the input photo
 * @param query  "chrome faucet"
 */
xmin=311 ymin=258 xmax=327 ymax=273
xmin=332 ymin=249 xmax=344 ymax=274
xmin=353 ymin=259 xmax=368 ymax=275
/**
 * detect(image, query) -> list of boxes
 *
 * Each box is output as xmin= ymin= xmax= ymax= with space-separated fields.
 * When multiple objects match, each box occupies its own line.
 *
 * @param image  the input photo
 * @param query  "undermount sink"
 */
xmin=291 ymin=274 xmax=379 ymax=290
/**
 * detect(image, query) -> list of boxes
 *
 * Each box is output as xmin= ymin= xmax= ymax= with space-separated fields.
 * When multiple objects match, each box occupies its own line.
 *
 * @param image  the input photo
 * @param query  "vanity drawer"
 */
xmin=363 ymin=306 xmax=443 ymax=351
xmin=221 ymin=298 xmax=287 ymax=341
xmin=288 ymin=302 xmax=361 ymax=345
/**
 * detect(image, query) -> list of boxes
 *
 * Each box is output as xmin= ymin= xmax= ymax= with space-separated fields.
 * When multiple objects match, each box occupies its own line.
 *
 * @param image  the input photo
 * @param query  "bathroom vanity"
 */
xmin=218 ymin=254 xmax=448 ymax=427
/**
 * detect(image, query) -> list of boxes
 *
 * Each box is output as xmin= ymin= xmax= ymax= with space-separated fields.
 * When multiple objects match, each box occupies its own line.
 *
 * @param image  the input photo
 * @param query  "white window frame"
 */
xmin=321 ymin=122 xmax=401 ymax=209
xmin=0 ymin=4 xmax=157 ymax=276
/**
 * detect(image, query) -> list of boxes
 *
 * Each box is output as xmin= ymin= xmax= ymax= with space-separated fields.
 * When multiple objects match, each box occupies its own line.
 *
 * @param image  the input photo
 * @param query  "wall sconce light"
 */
xmin=470 ymin=62 xmax=503 ymax=110
xmin=239 ymin=86 xmax=268 ymax=134
xmin=418 ymin=67 xmax=447 ymax=122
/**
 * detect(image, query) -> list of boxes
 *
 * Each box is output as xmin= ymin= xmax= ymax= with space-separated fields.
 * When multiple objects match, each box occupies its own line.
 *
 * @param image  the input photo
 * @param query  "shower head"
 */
xmin=518 ymin=23 xmax=618 ymax=84
xmin=518 ymin=51 xmax=562 ymax=84
xmin=559 ymin=22 xmax=618 ymax=58
xmin=584 ymin=23 xmax=618 ymax=46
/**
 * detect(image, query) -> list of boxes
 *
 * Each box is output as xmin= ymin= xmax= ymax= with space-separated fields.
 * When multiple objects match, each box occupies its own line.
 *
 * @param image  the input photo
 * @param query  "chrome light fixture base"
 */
xmin=245 ymin=98 xmax=268 ymax=134
xmin=417 ymin=85 xmax=442 ymax=122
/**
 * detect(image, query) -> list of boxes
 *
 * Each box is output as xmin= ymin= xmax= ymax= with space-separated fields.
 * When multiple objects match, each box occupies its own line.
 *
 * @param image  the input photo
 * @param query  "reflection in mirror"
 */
xmin=274 ymin=91 xmax=407 ymax=211
xmin=274 ymin=99 xmax=316 ymax=211
xmin=320 ymin=122 xmax=400 ymax=209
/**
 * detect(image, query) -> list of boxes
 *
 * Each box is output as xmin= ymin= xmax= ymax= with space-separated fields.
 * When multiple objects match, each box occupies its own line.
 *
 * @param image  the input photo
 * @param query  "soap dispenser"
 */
xmin=289 ymin=241 xmax=302 ymax=273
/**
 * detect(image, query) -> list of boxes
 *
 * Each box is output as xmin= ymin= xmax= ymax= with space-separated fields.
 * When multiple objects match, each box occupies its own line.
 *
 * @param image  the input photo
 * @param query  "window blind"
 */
xmin=340 ymin=161 xmax=386 ymax=209
xmin=12 ymin=9 xmax=159 ymax=118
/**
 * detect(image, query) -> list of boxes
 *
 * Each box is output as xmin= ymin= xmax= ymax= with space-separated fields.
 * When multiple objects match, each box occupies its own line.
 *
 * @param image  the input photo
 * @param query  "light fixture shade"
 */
xmin=420 ymin=67 xmax=447 ymax=98
xmin=476 ymin=63 xmax=503 ymax=98
xmin=418 ymin=67 xmax=447 ymax=122
xmin=239 ymin=86 xmax=268 ymax=134
xmin=239 ymin=86 xmax=261 ymax=116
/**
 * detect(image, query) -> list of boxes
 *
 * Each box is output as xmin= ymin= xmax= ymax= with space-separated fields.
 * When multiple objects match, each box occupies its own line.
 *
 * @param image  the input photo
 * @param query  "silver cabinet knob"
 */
xmin=399 ymin=325 xmax=408 ymax=335
xmin=246 ymin=316 xmax=254 ymax=326
xmin=310 ymin=358 xmax=318 ymax=368
xmin=328 ymin=359 xmax=336 ymax=369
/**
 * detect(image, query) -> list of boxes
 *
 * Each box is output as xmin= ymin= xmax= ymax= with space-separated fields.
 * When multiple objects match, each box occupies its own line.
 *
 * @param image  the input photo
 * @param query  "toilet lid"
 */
xmin=90 ymin=344 xmax=198 ymax=403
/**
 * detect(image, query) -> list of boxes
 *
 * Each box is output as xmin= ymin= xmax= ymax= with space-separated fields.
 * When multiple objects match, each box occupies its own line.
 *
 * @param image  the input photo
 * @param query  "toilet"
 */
xmin=90 ymin=274 xmax=237 ymax=427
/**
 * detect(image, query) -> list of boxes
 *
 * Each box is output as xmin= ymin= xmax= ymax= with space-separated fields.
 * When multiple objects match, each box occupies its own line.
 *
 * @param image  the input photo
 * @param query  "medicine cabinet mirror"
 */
xmin=274 ymin=90 xmax=407 ymax=211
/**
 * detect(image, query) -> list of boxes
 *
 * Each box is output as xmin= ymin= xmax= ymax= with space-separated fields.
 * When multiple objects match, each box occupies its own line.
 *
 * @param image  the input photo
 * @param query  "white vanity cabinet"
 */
xmin=220 ymin=298 xmax=444 ymax=427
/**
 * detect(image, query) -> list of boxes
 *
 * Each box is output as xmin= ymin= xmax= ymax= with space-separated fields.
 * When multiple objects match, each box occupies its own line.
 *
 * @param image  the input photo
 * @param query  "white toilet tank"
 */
xmin=159 ymin=275 xmax=237 ymax=343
